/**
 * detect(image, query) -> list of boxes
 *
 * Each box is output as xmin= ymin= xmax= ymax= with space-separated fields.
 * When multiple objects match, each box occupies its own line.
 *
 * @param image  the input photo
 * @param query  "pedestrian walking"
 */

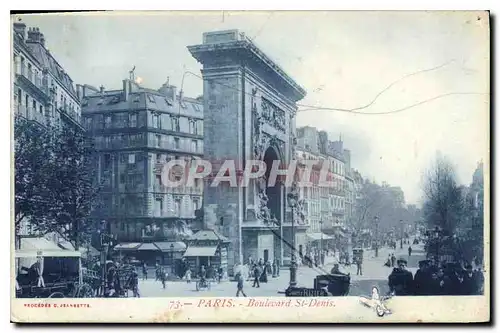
xmin=130 ymin=268 xmax=140 ymax=297
xmin=391 ymin=253 xmax=396 ymax=267
xmin=155 ymin=264 xmax=161 ymax=281
xmin=408 ymin=246 xmax=412 ymax=257
xmin=384 ymin=255 xmax=391 ymax=267
xmin=160 ymin=268 xmax=167 ymax=289
xmin=356 ymin=258 xmax=363 ymax=276
xmin=252 ymin=265 xmax=260 ymax=288
xmin=184 ymin=268 xmax=192 ymax=284
xmin=236 ymin=272 xmax=247 ymax=297
xmin=217 ymin=266 xmax=223 ymax=283
xmin=142 ymin=262 xmax=148 ymax=281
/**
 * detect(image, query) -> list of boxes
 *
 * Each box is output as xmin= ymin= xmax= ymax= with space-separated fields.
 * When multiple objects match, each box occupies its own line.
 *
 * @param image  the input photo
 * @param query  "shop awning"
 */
xmin=154 ymin=241 xmax=187 ymax=252
xmin=136 ymin=243 xmax=160 ymax=251
xmin=114 ymin=243 xmax=141 ymax=251
xmin=306 ymin=232 xmax=333 ymax=240
xmin=183 ymin=246 xmax=217 ymax=257
xmin=19 ymin=237 xmax=62 ymax=251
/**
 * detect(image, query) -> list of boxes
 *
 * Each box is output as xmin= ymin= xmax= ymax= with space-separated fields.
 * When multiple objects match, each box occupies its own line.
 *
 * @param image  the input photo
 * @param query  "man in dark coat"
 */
xmin=473 ymin=268 xmax=485 ymax=295
xmin=443 ymin=263 xmax=463 ymax=295
xmin=252 ymin=264 xmax=260 ymax=288
xmin=388 ymin=258 xmax=413 ymax=295
xmin=461 ymin=264 xmax=476 ymax=295
xmin=391 ymin=254 xmax=396 ymax=267
xmin=413 ymin=260 xmax=431 ymax=295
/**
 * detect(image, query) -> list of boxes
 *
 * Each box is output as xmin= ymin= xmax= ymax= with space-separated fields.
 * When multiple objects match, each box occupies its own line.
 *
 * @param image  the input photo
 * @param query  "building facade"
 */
xmin=13 ymin=21 xmax=82 ymax=238
xmin=295 ymin=127 xmax=347 ymax=238
xmin=13 ymin=22 xmax=81 ymax=129
xmin=81 ymin=78 xmax=204 ymax=243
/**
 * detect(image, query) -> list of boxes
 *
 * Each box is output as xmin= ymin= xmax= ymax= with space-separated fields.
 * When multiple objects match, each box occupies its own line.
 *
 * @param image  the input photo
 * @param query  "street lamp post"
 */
xmin=400 ymin=220 xmax=404 ymax=249
xmin=434 ymin=226 xmax=440 ymax=262
xmin=319 ymin=220 xmax=324 ymax=255
xmin=170 ymin=243 xmax=175 ymax=275
xmin=287 ymin=186 xmax=299 ymax=288
xmin=374 ymin=216 xmax=379 ymax=257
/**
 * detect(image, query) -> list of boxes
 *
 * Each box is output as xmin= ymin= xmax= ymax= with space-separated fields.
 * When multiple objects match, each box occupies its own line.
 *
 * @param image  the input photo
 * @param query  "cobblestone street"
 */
xmin=137 ymin=244 xmax=425 ymax=298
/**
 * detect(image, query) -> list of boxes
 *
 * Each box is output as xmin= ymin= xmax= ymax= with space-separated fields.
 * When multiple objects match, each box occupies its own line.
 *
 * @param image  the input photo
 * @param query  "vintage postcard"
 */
xmin=11 ymin=11 xmax=490 ymax=323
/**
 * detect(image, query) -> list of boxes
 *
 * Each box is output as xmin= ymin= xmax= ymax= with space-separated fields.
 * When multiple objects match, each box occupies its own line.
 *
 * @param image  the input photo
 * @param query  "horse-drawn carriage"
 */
xmin=105 ymin=263 xmax=139 ymax=297
xmin=15 ymin=248 xmax=95 ymax=298
xmin=314 ymin=273 xmax=351 ymax=296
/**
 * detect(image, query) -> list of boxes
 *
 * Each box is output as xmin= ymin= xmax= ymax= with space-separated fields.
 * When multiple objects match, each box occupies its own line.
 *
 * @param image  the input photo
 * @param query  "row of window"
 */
xmin=152 ymin=195 xmax=201 ymax=218
xmin=92 ymin=134 xmax=202 ymax=153
xmin=330 ymin=196 xmax=345 ymax=210
xmin=83 ymin=112 xmax=203 ymax=135
xmin=99 ymin=192 xmax=201 ymax=218
xmin=14 ymin=88 xmax=44 ymax=115
xmin=100 ymin=152 xmax=200 ymax=171
xmin=296 ymin=150 xmax=346 ymax=177
xmin=150 ymin=134 xmax=202 ymax=153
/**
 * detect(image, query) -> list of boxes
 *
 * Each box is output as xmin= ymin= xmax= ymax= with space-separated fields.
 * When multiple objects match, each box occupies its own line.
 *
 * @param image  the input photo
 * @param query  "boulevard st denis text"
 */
xmin=197 ymin=299 xmax=336 ymax=308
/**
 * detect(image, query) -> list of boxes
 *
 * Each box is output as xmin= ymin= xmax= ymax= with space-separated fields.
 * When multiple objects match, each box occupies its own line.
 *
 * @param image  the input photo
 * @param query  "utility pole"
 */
xmin=400 ymin=219 xmax=404 ymax=249
xmin=287 ymin=185 xmax=299 ymax=289
xmin=320 ymin=220 xmax=324 ymax=254
xmin=374 ymin=216 xmax=379 ymax=257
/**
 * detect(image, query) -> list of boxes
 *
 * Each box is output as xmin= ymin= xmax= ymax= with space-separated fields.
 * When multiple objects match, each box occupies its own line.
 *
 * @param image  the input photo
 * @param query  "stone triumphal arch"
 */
xmin=188 ymin=30 xmax=307 ymax=272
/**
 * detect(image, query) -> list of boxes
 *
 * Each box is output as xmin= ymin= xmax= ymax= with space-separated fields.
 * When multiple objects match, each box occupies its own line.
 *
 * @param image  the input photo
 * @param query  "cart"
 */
xmin=15 ymin=248 xmax=95 ymax=298
xmin=353 ymin=248 xmax=364 ymax=264
xmin=314 ymin=274 xmax=351 ymax=296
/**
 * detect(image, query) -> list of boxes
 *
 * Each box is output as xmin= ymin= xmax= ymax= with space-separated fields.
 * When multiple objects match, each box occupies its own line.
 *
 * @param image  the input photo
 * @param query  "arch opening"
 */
xmin=263 ymin=146 xmax=281 ymax=223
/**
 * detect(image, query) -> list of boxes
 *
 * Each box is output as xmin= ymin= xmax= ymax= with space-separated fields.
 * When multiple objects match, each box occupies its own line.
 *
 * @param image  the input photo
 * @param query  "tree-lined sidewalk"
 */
xmin=14 ymin=116 xmax=101 ymax=250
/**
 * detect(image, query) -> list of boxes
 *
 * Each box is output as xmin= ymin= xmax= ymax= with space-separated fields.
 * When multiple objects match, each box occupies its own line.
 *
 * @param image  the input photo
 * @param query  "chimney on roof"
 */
xmin=123 ymin=79 xmax=131 ymax=101
xmin=76 ymin=84 xmax=83 ymax=101
xmin=99 ymin=85 xmax=105 ymax=96
xmin=27 ymin=27 xmax=43 ymax=45
xmin=13 ymin=20 xmax=27 ymax=40
xmin=158 ymin=82 xmax=177 ymax=100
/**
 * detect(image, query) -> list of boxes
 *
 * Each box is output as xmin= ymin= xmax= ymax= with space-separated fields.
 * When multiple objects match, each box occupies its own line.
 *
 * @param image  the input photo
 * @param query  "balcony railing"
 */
xmin=58 ymin=104 xmax=81 ymax=125
xmin=17 ymin=64 xmax=49 ymax=96
xmin=15 ymin=104 xmax=46 ymax=125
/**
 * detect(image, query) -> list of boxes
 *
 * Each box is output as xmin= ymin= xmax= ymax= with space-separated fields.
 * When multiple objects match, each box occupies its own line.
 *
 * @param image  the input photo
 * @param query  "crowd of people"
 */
xmin=388 ymin=257 xmax=484 ymax=296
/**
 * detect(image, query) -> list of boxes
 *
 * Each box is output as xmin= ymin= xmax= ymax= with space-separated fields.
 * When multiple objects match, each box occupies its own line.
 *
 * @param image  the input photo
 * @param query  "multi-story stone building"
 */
xmin=295 ymin=127 xmax=347 ymax=240
xmin=343 ymin=149 xmax=355 ymax=226
xmin=81 ymin=78 xmax=204 ymax=243
xmin=13 ymin=22 xmax=81 ymax=129
xmin=13 ymin=21 xmax=82 ymax=239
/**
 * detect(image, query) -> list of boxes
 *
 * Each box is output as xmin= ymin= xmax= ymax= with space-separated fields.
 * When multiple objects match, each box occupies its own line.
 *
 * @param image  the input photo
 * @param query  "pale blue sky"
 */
xmin=15 ymin=11 xmax=489 ymax=205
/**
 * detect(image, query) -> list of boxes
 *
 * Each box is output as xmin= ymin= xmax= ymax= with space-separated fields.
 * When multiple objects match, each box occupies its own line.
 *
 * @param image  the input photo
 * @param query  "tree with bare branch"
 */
xmin=422 ymin=153 xmax=465 ymax=234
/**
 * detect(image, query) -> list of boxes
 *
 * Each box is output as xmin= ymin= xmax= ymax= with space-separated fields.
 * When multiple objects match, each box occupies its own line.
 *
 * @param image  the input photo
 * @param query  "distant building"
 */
xmin=343 ymin=149 xmax=355 ymax=225
xmin=81 ymin=78 xmax=204 ymax=244
xmin=295 ymin=126 xmax=347 ymax=244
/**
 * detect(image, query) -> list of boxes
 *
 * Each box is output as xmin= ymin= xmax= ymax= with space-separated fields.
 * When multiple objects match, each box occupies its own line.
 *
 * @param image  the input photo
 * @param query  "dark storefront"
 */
xmin=183 ymin=230 xmax=229 ymax=278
